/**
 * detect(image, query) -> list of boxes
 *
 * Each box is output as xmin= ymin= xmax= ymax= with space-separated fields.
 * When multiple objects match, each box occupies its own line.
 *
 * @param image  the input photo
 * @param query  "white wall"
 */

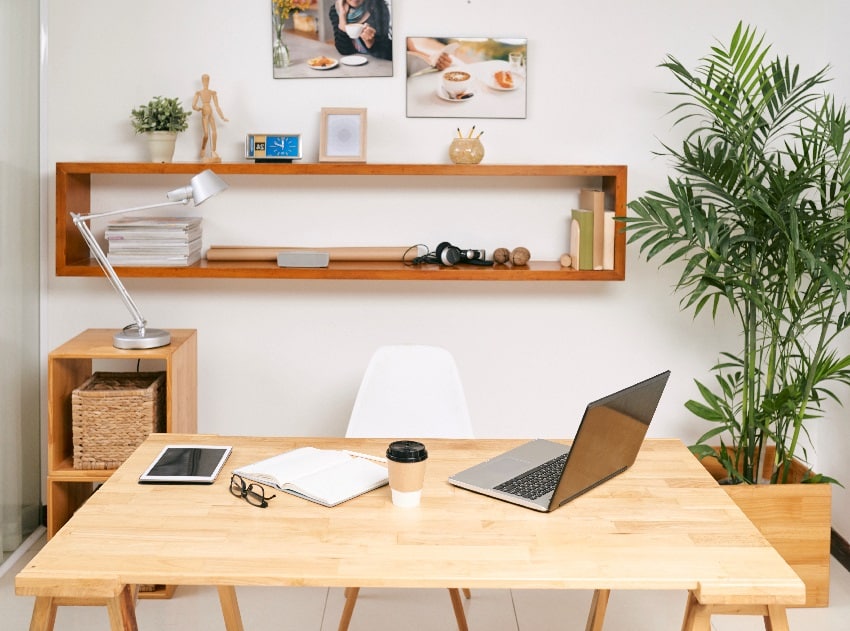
xmin=44 ymin=2 xmax=850 ymax=531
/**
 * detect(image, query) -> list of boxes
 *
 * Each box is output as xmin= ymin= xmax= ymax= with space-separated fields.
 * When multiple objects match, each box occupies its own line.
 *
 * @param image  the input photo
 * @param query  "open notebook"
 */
xmin=233 ymin=447 xmax=388 ymax=507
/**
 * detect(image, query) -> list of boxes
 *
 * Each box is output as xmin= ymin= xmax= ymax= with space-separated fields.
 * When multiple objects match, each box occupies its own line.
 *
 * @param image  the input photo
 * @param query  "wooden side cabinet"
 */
xmin=46 ymin=329 xmax=197 ymax=597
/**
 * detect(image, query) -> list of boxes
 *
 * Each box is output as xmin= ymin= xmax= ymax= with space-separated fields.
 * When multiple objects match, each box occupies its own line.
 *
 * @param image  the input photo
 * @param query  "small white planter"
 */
xmin=146 ymin=131 xmax=177 ymax=163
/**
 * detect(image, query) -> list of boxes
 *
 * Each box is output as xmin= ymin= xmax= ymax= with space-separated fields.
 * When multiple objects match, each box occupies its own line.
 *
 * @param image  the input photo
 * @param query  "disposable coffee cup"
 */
xmin=386 ymin=440 xmax=428 ymax=507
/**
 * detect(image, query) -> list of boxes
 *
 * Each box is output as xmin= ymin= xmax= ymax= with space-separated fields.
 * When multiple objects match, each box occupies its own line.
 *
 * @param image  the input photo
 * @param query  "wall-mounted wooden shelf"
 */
xmin=56 ymin=162 xmax=627 ymax=281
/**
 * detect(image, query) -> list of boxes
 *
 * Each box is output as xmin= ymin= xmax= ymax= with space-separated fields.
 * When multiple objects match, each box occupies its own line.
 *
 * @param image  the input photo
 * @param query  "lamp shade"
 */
xmin=166 ymin=169 xmax=228 ymax=205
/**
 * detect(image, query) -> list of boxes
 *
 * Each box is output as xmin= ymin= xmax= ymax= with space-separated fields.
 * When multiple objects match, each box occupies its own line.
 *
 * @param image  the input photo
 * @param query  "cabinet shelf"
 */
xmin=56 ymin=162 xmax=628 ymax=281
xmin=46 ymin=328 xmax=198 ymax=539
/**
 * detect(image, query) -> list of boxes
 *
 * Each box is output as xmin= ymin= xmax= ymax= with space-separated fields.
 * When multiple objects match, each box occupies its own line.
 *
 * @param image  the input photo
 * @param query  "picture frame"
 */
xmin=406 ymin=37 xmax=527 ymax=119
xmin=319 ymin=107 xmax=367 ymax=162
xmin=272 ymin=0 xmax=394 ymax=79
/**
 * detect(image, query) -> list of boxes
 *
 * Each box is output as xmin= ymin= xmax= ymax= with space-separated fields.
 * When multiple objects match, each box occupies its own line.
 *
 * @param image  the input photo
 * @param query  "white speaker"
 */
xmin=276 ymin=251 xmax=330 ymax=268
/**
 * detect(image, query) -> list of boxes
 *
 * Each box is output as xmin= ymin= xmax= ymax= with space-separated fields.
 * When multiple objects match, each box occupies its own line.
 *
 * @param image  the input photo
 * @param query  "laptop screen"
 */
xmin=550 ymin=370 xmax=670 ymax=508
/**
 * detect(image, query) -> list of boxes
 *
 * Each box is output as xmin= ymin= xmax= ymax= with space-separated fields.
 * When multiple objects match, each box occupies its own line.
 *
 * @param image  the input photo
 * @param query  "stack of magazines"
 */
xmin=106 ymin=217 xmax=202 ymax=266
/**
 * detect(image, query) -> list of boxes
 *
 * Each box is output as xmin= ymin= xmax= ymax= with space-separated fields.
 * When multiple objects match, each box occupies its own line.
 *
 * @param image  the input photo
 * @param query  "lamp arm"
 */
xmin=72 ymin=214 xmax=147 ymax=333
xmin=74 ymin=199 xmax=189 ymax=221
xmin=70 ymin=199 xmax=188 ymax=336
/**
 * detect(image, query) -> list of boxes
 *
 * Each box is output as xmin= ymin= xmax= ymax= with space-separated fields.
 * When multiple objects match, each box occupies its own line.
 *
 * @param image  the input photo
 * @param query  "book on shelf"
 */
xmin=107 ymin=249 xmax=202 ymax=267
xmin=603 ymin=210 xmax=616 ymax=270
xmin=105 ymin=216 xmax=202 ymax=241
xmin=232 ymin=446 xmax=389 ymax=507
xmin=106 ymin=216 xmax=203 ymax=266
xmin=570 ymin=208 xmax=594 ymax=270
xmin=579 ymin=189 xmax=606 ymax=270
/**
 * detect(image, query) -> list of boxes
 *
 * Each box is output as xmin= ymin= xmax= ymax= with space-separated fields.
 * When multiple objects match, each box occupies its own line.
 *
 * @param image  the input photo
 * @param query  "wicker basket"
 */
xmin=72 ymin=371 xmax=166 ymax=470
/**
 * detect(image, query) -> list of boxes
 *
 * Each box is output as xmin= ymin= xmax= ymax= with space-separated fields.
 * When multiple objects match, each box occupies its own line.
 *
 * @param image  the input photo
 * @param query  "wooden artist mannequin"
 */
xmin=192 ymin=74 xmax=228 ymax=163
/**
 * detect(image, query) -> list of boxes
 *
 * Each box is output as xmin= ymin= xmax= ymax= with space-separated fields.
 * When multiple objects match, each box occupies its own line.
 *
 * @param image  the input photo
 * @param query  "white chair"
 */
xmin=339 ymin=345 xmax=473 ymax=631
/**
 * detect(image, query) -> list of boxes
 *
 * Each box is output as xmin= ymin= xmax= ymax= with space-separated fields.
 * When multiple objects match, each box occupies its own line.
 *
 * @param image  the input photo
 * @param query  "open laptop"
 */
xmin=448 ymin=370 xmax=670 ymax=512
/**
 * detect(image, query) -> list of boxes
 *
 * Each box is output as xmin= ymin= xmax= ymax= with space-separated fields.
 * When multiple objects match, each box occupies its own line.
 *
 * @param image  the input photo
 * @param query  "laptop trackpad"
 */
xmin=476 ymin=457 xmax=533 ymax=486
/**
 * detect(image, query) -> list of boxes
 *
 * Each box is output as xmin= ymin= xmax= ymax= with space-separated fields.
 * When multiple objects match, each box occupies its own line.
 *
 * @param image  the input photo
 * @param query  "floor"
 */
xmin=3 ymin=533 xmax=850 ymax=630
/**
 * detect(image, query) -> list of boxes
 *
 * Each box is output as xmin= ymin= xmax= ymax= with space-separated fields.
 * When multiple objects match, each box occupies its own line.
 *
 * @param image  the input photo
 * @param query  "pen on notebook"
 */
xmin=344 ymin=450 xmax=388 ymax=464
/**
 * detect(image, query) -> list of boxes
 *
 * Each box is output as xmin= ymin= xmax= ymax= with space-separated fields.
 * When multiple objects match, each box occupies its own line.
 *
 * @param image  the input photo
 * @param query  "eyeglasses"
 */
xmin=230 ymin=473 xmax=276 ymax=508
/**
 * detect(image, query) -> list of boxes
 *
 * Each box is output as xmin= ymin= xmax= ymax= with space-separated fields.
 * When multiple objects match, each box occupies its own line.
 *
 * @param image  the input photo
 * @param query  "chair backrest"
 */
xmin=346 ymin=345 xmax=474 ymax=439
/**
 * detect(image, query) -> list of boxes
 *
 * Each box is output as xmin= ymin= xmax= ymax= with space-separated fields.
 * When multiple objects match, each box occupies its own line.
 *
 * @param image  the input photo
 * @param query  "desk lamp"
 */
xmin=71 ymin=169 xmax=228 ymax=349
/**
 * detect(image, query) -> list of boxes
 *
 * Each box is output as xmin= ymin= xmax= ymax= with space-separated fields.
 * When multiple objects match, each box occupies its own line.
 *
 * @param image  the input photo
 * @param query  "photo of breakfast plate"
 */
xmin=486 ymin=70 xmax=523 ymax=91
xmin=340 ymin=55 xmax=368 ymax=66
xmin=307 ymin=56 xmax=338 ymax=70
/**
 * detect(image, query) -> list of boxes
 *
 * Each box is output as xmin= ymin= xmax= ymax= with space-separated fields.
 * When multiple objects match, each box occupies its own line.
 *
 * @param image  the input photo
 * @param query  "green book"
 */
xmin=570 ymin=208 xmax=594 ymax=270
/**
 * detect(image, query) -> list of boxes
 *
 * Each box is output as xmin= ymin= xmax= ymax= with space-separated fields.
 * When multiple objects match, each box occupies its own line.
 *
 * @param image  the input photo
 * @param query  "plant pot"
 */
xmin=146 ymin=131 xmax=177 ymax=163
xmin=699 ymin=446 xmax=831 ymax=607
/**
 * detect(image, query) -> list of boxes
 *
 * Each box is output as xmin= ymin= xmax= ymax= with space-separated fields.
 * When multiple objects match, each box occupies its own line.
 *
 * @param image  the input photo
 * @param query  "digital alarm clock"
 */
xmin=245 ymin=133 xmax=302 ymax=162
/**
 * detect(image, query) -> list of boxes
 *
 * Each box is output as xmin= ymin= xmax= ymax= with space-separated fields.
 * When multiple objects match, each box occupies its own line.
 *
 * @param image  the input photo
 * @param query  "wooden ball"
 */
xmin=559 ymin=253 xmax=572 ymax=267
xmin=493 ymin=247 xmax=511 ymax=264
xmin=510 ymin=247 xmax=530 ymax=266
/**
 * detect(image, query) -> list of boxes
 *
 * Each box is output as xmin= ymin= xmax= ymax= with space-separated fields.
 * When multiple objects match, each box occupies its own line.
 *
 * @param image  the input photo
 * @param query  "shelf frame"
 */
xmin=56 ymin=162 xmax=628 ymax=281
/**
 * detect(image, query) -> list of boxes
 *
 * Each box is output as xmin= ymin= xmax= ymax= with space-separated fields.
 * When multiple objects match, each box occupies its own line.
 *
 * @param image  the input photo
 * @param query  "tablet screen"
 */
xmin=139 ymin=445 xmax=232 ymax=484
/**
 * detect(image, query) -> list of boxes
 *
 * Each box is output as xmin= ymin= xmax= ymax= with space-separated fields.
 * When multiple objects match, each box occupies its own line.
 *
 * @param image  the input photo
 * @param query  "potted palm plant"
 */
xmin=625 ymin=22 xmax=850 ymax=606
xmin=130 ymin=96 xmax=191 ymax=163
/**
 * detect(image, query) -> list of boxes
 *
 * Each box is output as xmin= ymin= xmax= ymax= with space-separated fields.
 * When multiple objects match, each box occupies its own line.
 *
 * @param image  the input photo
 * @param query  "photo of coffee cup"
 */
xmin=441 ymin=68 xmax=472 ymax=99
xmin=386 ymin=440 xmax=428 ymax=507
xmin=345 ymin=23 xmax=365 ymax=39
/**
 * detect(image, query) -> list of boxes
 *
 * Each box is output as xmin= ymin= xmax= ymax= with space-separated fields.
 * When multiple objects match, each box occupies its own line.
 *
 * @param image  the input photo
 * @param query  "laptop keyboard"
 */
xmin=494 ymin=452 xmax=569 ymax=500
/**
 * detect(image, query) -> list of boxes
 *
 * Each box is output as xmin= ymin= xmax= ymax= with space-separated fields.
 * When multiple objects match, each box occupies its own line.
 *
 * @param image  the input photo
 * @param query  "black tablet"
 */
xmin=138 ymin=445 xmax=232 ymax=484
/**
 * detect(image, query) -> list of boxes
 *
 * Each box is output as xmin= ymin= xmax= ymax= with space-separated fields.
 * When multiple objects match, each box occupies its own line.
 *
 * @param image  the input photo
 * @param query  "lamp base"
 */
xmin=113 ymin=325 xmax=171 ymax=349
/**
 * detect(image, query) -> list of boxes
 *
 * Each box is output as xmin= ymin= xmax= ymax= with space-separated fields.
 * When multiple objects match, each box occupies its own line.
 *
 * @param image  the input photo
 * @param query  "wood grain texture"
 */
xmin=697 ymin=447 xmax=832 ymax=607
xmin=55 ymin=162 xmax=627 ymax=281
xmin=46 ymin=330 xmax=198 ymax=540
xmin=19 ymin=435 xmax=804 ymax=610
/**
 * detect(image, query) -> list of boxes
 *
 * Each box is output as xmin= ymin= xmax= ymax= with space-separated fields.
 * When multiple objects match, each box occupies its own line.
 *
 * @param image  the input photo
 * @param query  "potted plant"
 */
xmin=130 ymin=96 xmax=191 ymax=163
xmin=625 ymin=22 xmax=850 ymax=606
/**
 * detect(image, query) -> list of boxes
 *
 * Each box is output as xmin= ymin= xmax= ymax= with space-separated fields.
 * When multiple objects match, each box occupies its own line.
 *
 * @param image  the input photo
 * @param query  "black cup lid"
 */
xmin=386 ymin=440 xmax=428 ymax=463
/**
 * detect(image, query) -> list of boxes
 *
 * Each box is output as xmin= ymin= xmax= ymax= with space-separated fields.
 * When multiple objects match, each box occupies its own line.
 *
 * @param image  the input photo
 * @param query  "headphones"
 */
xmin=410 ymin=242 xmax=493 ymax=266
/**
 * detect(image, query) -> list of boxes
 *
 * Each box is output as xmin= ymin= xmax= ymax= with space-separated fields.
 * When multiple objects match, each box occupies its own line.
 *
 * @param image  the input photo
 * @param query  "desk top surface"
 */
xmin=17 ymin=435 xmax=805 ymax=605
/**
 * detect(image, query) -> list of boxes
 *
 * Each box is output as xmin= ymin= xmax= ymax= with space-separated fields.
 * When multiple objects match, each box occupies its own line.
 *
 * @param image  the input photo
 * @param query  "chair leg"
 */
xmin=448 ymin=588 xmax=470 ymax=631
xmin=338 ymin=587 xmax=360 ymax=631
xmin=462 ymin=588 xmax=471 ymax=599
xmin=585 ymin=589 xmax=610 ymax=631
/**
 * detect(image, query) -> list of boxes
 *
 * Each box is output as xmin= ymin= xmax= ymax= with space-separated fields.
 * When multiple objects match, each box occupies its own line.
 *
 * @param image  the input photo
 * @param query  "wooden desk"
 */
xmin=16 ymin=435 xmax=805 ymax=631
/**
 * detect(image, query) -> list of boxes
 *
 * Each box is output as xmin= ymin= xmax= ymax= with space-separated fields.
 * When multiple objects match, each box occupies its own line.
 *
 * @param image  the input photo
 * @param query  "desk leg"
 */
xmin=105 ymin=585 xmax=139 ymax=631
xmin=681 ymin=592 xmax=789 ymax=631
xmin=29 ymin=597 xmax=58 ymax=631
xmin=585 ymin=589 xmax=610 ymax=631
xmin=765 ymin=606 xmax=789 ymax=631
xmin=217 ymin=586 xmax=245 ymax=631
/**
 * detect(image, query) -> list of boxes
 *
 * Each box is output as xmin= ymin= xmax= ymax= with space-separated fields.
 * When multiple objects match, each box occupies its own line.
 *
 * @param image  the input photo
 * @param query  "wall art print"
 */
xmin=406 ymin=37 xmax=527 ymax=119
xmin=272 ymin=0 xmax=393 ymax=79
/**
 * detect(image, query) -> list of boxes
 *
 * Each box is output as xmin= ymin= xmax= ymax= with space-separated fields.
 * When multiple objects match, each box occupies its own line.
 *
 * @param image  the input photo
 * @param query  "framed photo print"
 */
xmin=319 ymin=107 xmax=367 ymax=162
xmin=406 ymin=37 xmax=527 ymax=119
xmin=272 ymin=0 xmax=394 ymax=79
